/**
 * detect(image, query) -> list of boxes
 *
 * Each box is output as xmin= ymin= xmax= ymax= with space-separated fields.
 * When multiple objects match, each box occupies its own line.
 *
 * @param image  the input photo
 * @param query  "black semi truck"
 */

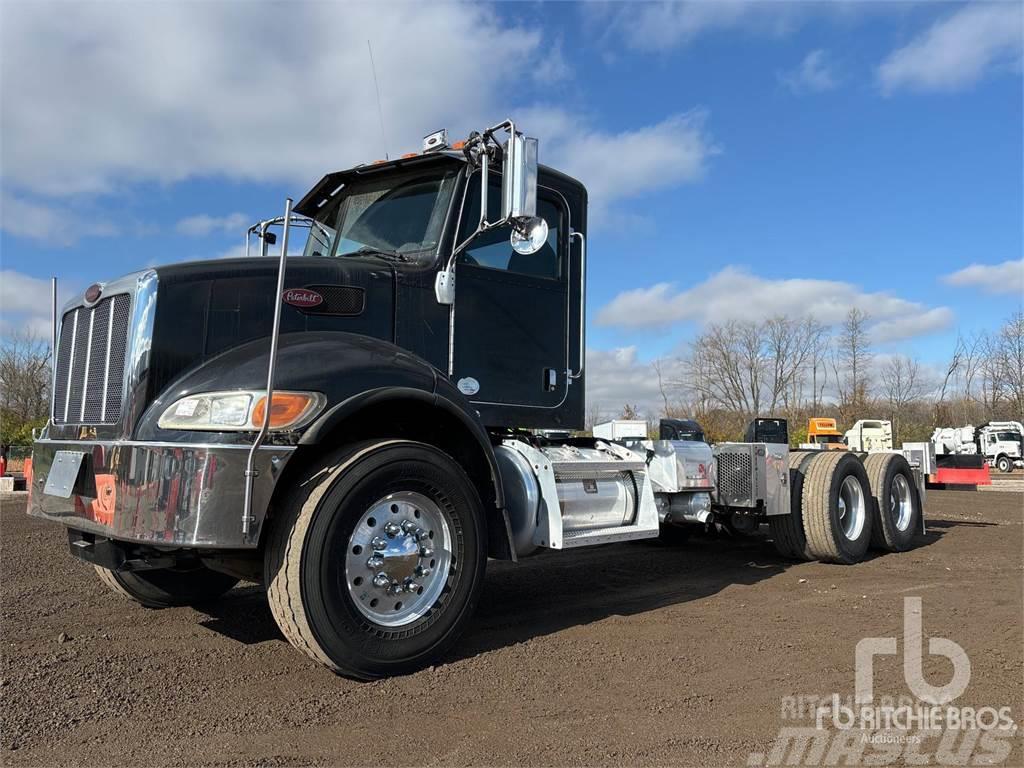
xmin=28 ymin=121 xmax=925 ymax=679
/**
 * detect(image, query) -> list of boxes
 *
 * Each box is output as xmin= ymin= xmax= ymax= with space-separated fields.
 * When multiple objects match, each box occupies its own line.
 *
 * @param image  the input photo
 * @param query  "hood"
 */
xmin=146 ymin=256 xmax=395 ymax=403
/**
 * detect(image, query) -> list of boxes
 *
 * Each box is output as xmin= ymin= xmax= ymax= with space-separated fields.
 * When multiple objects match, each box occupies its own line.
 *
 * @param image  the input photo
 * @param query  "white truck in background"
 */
xmin=845 ymin=420 xmax=893 ymax=452
xmin=931 ymin=421 xmax=1024 ymax=473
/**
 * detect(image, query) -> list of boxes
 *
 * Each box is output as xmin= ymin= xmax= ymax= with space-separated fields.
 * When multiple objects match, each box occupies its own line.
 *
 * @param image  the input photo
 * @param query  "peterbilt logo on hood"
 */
xmin=282 ymin=288 xmax=323 ymax=308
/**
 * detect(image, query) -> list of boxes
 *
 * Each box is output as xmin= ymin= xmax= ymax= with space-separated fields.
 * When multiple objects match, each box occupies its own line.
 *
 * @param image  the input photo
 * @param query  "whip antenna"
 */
xmin=367 ymin=39 xmax=389 ymax=161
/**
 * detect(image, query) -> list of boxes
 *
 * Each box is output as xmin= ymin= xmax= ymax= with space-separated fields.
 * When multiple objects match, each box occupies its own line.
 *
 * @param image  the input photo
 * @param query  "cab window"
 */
xmin=457 ymin=174 xmax=562 ymax=280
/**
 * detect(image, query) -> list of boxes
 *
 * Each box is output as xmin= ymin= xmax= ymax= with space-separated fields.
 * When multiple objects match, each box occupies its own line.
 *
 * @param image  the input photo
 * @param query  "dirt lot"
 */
xmin=2 ymin=490 xmax=1021 ymax=767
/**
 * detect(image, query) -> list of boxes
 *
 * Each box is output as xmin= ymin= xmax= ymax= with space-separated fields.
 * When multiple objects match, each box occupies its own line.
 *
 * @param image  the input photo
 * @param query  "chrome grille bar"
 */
xmin=80 ymin=310 xmax=95 ymax=422
xmin=63 ymin=310 xmax=79 ymax=423
xmin=100 ymin=302 xmax=115 ymax=422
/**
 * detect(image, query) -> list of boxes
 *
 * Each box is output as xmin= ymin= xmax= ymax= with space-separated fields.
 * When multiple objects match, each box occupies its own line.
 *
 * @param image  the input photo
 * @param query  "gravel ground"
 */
xmin=2 ymin=490 xmax=1021 ymax=767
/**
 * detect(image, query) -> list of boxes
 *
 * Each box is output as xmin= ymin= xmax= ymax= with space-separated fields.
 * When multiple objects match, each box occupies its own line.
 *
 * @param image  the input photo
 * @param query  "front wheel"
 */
xmin=265 ymin=440 xmax=487 ymax=680
xmin=996 ymin=455 xmax=1012 ymax=473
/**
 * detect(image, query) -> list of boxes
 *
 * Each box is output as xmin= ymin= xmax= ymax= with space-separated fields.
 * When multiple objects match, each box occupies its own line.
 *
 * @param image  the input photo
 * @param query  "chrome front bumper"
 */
xmin=28 ymin=439 xmax=295 ymax=549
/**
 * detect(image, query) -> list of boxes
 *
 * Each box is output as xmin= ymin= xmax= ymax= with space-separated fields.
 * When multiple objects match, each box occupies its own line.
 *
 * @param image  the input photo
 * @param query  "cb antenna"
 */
xmin=367 ymin=39 xmax=389 ymax=161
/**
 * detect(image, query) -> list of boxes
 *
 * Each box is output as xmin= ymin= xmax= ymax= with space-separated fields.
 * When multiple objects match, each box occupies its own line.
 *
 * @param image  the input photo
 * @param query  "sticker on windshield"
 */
xmin=457 ymin=377 xmax=480 ymax=396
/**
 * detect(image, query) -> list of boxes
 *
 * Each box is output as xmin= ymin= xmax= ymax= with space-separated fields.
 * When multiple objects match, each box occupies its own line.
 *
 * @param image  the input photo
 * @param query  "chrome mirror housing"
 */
xmin=510 ymin=216 xmax=549 ymax=256
xmin=501 ymin=134 xmax=538 ymax=221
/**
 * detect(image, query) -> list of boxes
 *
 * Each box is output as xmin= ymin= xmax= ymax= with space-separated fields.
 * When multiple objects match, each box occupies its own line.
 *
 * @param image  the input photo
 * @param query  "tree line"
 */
xmin=604 ymin=309 xmax=1024 ymax=446
xmin=3 ymin=310 xmax=1023 ymax=450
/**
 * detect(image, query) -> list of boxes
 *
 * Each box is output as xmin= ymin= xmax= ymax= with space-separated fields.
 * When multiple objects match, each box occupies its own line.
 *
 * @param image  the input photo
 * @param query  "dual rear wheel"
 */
xmin=771 ymin=451 xmax=921 ymax=564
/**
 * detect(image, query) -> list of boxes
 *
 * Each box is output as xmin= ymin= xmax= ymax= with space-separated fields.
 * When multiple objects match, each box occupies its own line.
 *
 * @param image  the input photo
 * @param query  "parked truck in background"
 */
xmin=804 ymin=417 xmax=847 ymax=449
xmin=27 ymin=121 xmax=926 ymax=679
xmin=845 ymin=420 xmax=893 ymax=453
xmin=932 ymin=422 xmax=1024 ymax=473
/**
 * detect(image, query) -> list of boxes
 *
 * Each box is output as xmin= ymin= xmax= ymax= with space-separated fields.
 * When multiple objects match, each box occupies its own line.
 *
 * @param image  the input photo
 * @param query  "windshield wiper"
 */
xmin=350 ymin=246 xmax=409 ymax=263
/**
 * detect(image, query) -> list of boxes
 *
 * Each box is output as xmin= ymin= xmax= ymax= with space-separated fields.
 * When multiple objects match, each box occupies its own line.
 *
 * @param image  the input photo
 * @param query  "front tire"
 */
xmin=264 ymin=440 xmax=487 ymax=680
xmin=996 ymin=455 xmax=1012 ymax=473
xmin=94 ymin=564 xmax=238 ymax=608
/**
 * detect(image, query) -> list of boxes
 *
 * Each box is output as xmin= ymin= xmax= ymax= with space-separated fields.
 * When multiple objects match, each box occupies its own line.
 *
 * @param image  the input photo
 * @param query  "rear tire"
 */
xmin=94 ymin=564 xmax=238 ymax=608
xmin=801 ymin=452 xmax=873 ymax=564
xmin=264 ymin=440 xmax=487 ymax=680
xmin=769 ymin=451 xmax=815 ymax=560
xmin=863 ymin=453 xmax=921 ymax=552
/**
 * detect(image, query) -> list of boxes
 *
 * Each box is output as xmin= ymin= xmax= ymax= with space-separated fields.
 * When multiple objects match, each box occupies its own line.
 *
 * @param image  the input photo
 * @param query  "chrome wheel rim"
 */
xmin=890 ymin=474 xmax=914 ymax=531
xmin=837 ymin=475 xmax=866 ymax=541
xmin=344 ymin=491 xmax=453 ymax=628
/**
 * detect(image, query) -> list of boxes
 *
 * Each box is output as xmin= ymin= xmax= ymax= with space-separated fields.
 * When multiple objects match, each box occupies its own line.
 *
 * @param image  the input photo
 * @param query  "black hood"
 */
xmin=147 ymin=256 xmax=395 ymax=403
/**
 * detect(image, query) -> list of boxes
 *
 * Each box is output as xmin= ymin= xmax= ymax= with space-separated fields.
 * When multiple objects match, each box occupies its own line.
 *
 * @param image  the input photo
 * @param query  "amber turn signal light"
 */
xmin=251 ymin=392 xmax=321 ymax=430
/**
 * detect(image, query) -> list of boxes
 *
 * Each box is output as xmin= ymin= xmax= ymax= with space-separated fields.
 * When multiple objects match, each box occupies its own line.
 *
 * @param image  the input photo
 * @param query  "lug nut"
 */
xmin=414 ymin=528 xmax=428 ymax=541
xmin=387 ymin=582 xmax=404 ymax=596
xmin=415 ymin=565 xmax=431 ymax=578
xmin=371 ymin=536 xmax=388 ymax=551
xmin=384 ymin=521 xmax=401 ymax=537
xmin=404 ymin=581 xmax=421 ymax=593
xmin=366 ymin=555 xmax=385 ymax=570
xmin=401 ymin=519 xmax=417 ymax=534
xmin=372 ymin=573 xmax=391 ymax=588
xmin=419 ymin=547 xmax=433 ymax=558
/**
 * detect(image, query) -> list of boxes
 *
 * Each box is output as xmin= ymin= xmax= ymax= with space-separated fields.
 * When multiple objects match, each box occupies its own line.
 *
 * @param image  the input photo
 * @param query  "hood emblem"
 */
xmin=84 ymin=283 xmax=103 ymax=305
xmin=282 ymin=288 xmax=324 ymax=308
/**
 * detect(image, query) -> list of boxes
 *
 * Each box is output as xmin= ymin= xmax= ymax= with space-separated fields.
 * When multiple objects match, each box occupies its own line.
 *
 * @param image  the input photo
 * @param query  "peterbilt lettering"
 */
xmin=282 ymin=288 xmax=324 ymax=308
xmin=29 ymin=120 xmax=927 ymax=679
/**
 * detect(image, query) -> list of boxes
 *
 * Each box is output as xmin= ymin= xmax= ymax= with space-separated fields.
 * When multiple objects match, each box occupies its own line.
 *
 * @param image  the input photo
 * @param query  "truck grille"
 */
xmin=716 ymin=450 xmax=753 ymax=506
xmin=52 ymin=295 xmax=132 ymax=424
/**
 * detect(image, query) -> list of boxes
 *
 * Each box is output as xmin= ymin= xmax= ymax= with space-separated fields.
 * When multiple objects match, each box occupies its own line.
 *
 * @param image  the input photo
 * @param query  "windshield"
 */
xmin=309 ymin=168 xmax=457 ymax=261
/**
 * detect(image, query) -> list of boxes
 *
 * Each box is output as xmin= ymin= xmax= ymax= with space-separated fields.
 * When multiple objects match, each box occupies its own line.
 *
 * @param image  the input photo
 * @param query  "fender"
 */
xmin=135 ymin=331 xmax=510 ymax=552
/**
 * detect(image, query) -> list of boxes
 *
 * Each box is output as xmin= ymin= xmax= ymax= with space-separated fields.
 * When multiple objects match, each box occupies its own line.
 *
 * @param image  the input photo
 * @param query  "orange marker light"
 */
xmin=251 ymin=392 xmax=318 ymax=429
xmin=401 ymin=152 xmax=417 ymax=159
xmin=450 ymin=140 xmax=465 ymax=150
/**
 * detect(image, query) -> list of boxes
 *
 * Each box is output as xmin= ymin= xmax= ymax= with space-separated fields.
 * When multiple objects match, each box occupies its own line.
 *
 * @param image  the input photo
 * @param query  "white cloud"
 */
xmin=878 ymin=3 xmax=1024 ymax=93
xmin=0 ymin=270 xmax=77 ymax=339
xmin=0 ymin=2 xmax=545 ymax=197
xmin=596 ymin=266 xmax=954 ymax=343
xmin=585 ymin=346 xmax=671 ymax=419
xmin=0 ymin=194 xmax=118 ymax=246
xmin=778 ymin=49 xmax=838 ymax=93
xmin=520 ymin=107 xmax=719 ymax=224
xmin=605 ymin=1 xmax=782 ymax=52
xmin=176 ymin=212 xmax=249 ymax=237
xmin=0 ymin=2 xmax=716 ymax=237
xmin=942 ymin=259 xmax=1024 ymax=296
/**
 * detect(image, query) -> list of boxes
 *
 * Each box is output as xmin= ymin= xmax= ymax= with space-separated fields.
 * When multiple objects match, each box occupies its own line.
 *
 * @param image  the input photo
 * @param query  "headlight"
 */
xmin=158 ymin=390 xmax=325 ymax=432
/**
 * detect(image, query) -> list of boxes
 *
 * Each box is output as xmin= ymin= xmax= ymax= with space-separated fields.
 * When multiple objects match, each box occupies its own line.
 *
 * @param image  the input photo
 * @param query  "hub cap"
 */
xmin=890 ymin=473 xmax=914 ymax=531
xmin=837 ymin=475 xmax=866 ymax=541
xmin=344 ymin=491 xmax=453 ymax=628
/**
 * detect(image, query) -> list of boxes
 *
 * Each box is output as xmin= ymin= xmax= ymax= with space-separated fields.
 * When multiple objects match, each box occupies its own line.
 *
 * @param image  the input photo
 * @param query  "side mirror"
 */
xmin=510 ymin=216 xmax=549 ymax=256
xmin=501 ymin=134 xmax=538 ymax=221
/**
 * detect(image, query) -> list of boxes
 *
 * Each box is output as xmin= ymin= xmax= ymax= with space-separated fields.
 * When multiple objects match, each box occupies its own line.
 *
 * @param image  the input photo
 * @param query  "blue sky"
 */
xmin=1 ymin=1 xmax=1021 ymax=413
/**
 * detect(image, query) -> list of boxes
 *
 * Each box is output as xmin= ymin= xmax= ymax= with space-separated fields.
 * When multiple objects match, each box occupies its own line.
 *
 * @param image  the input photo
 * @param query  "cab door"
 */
xmin=451 ymin=173 xmax=570 ymax=425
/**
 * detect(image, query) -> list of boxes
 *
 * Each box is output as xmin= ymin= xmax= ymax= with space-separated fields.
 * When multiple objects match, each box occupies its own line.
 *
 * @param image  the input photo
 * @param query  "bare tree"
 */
xmin=880 ymin=355 xmax=925 ymax=443
xmin=833 ymin=308 xmax=872 ymax=420
xmin=990 ymin=311 xmax=1024 ymax=420
xmin=764 ymin=316 xmax=826 ymax=412
xmin=620 ymin=403 xmax=640 ymax=420
xmin=0 ymin=331 xmax=52 ymax=445
xmin=685 ymin=320 xmax=765 ymax=417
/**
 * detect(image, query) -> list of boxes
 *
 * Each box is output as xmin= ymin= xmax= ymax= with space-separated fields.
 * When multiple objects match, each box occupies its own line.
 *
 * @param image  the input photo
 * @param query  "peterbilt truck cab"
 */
xmin=29 ymin=121 xmax=925 ymax=679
